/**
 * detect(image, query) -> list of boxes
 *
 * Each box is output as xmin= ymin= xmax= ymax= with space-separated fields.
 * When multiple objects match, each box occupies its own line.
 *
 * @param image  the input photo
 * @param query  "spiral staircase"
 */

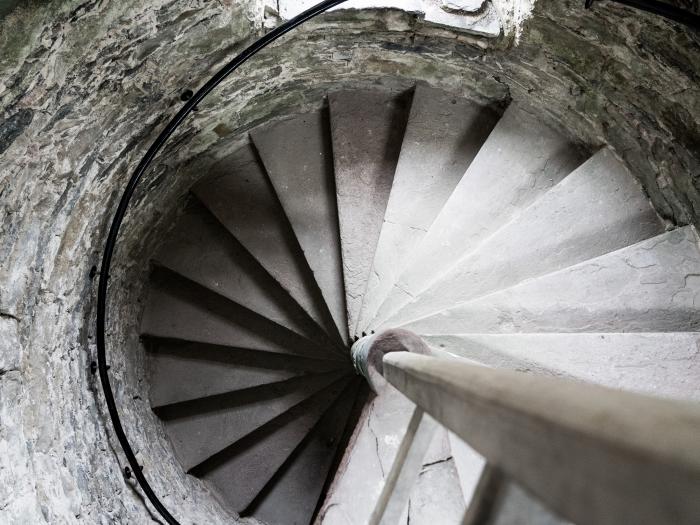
xmin=139 ymin=83 xmax=700 ymax=524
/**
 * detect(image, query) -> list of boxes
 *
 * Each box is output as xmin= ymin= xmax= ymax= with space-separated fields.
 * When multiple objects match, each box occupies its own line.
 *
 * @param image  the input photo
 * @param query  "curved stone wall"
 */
xmin=0 ymin=0 xmax=698 ymax=523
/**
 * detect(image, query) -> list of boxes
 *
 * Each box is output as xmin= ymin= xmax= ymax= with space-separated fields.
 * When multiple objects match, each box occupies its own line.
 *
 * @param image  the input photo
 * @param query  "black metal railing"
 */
xmin=94 ymin=1 xmax=697 ymax=524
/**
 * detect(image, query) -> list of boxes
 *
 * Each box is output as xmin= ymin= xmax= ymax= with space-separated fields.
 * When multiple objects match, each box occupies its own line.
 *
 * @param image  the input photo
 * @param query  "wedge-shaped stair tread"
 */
xmin=382 ymin=148 xmax=664 ymax=328
xmin=329 ymin=89 xmax=411 ymax=334
xmin=355 ymin=84 xmax=500 ymax=336
xmin=197 ymin=377 xmax=353 ymax=513
xmin=148 ymin=339 xmax=344 ymax=408
xmin=153 ymin=199 xmax=329 ymax=346
xmin=251 ymin=111 xmax=347 ymax=344
xmin=424 ymin=333 xmax=700 ymax=401
xmin=371 ymin=105 xmax=585 ymax=330
xmin=246 ymin=378 xmax=360 ymax=525
xmin=157 ymin=371 xmax=347 ymax=471
xmin=141 ymin=267 xmax=345 ymax=363
xmin=193 ymin=144 xmax=341 ymax=345
xmin=403 ymin=226 xmax=700 ymax=334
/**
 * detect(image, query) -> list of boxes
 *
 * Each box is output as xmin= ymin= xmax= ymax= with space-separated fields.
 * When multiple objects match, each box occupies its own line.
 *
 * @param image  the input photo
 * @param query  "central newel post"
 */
xmin=350 ymin=329 xmax=438 ymax=525
xmin=350 ymin=328 xmax=432 ymax=393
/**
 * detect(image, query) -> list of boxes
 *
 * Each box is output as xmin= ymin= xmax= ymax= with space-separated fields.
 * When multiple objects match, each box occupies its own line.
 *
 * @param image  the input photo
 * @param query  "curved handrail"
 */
xmin=95 ymin=2 xmax=347 ymax=523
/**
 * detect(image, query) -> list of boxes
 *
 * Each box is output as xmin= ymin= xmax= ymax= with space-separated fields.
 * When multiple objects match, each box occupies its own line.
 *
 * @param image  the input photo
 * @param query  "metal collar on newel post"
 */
xmin=351 ymin=329 xmax=432 ymax=393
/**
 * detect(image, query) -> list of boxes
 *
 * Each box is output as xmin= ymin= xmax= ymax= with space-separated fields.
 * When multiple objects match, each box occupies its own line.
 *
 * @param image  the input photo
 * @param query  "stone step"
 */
xmin=156 ymin=371 xmax=346 ymax=472
xmin=251 ymin=110 xmax=348 ymax=344
xmin=153 ymin=198 xmax=336 ymax=349
xmin=405 ymin=428 xmax=466 ymax=523
xmin=382 ymin=148 xmax=664 ymax=328
xmin=423 ymin=333 xmax=700 ymax=401
xmin=317 ymin=383 xmax=415 ymax=524
xmin=193 ymin=143 xmax=342 ymax=346
xmin=370 ymin=105 xmax=584 ymax=331
xmin=354 ymin=83 xmax=500 ymax=337
xmin=147 ymin=339 xmax=344 ymax=408
xmin=140 ymin=266 xmax=347 ymax=363
xmin=403 ymin=226 xmax=700 ymax=335
xmin=196 ymin=377 xmax=351 ymax=513
xmin=246 ymin=378 xmax=360 ymax=525
xmin=329 ymin=89 xmax=412 ymax=335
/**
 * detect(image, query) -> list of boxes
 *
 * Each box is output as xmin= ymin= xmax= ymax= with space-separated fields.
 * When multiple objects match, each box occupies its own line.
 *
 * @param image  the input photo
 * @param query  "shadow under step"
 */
xmin=252 ymin=109 xmax=348 ymax=346
xmin=195 ymin=376 xmax=353 ymax=514
xmin=146 ymin=338 xmax=347 ymax=408
xmin=244 ymin=377 xmax=362 ymax=525
xmin=193 ymin=143 xmax=344 ymax=347
xmin=140 ymin=265 xmax=347 ymax=363
xmin=153 ymin=197 xmax=339 ymax=351
xmin=155 ymin=370 xmax=348 ymax=472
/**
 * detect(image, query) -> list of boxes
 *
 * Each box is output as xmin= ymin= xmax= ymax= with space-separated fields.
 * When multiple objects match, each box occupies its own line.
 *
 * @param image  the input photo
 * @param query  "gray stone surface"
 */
xmin=371 ymin=105 xmax=584 ymax=331
xmin=252 ymin=111 xmax=348 ymax=344
xmin=425 ymin=333 xmax=700 ymax=401
xmin=372 ymin=408 xmax=440 ymax=524
xmin=200 ymin=378 xmax=351 ymax=513
xmin=382 ymin=147 xmax=664 ymax=329
xmin=141 ymin=266 xmax=345 ymax=362
xmin=159 ymin=371 xmax=344 ymax=471
xmin=148 ymin=340 xmax=343 ymax=408
xmin=318 ymin=385 xmax=415 ymax=524
xmin=404 ymin=226 xmax=700 ymax=334
xmin=355 ymin=84 xmax=499 ymax=337
xmin=329 ymin=89 xmax=410 ymax=336
xmin=404 ymin=429 xmax=466 ymax=525
xmin=194 ymin=144 xmax=343 ymax=347
xmin=249 ymin=379 xmax=359 ymax=525
xmin=449 ymin=432 xmax=487 ymax=508
xmin=318 ymin=389 xmax=469 ymax=525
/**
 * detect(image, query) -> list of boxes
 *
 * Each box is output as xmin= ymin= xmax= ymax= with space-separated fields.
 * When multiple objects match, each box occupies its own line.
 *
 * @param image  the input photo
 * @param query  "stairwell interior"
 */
xmin=1 ymin=1 xmax=699 ymax=524
xmin=140 ymin=83 xmax=700 ymax=524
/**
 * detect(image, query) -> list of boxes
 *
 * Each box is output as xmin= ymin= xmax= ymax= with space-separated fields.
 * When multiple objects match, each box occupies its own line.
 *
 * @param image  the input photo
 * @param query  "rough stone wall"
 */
xmin=0 ymin=0 xmax=698 ymax=523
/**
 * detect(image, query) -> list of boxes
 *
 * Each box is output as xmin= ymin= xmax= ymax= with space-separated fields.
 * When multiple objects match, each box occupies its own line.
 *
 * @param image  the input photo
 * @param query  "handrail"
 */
xmin=95 ymin=1 xmax=348 ymax=523
xmin=382 ymin=351 xmax=700 ymax=525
